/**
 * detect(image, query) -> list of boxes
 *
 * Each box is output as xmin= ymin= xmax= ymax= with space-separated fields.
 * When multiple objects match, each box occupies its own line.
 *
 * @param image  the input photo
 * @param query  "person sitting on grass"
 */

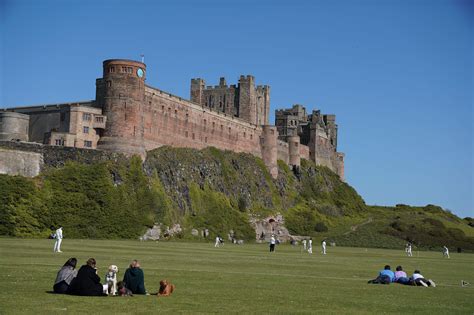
xmin=410 ymin=270 xmax=436 ymax=287
xmin=68 ymin=258 xmax=107 ymax=296
xmin=368 ymin=265 xmax=395 ymax=284
xmin=394 ymin=265 xmax=410 ymax=285
xmin=53 ymin=257 xmax=78 ymax=294
xmin=123 ymin=260 xmax=147 ymax=294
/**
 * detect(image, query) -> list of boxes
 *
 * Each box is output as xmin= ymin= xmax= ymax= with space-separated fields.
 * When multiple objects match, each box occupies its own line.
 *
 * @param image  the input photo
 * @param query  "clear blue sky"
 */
xmin=1 ymin=0 xmax=472 ymax=217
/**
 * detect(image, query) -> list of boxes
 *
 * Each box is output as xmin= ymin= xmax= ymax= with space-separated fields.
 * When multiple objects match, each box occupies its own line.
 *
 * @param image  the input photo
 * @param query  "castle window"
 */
xmin=128 ymin=67 xmax=133 ymax=73
xmin=82 ymin=113 xmax=91 ymax=121
xmin=204 ymin=137 xmax=208 ymax=143
xmin=95 ymin=116 xmax=103 ymax=123
xmin=162 ymin=106 xmax=165 ymax=111
xmin=212 ymin=122 xmax=215 ymax=129
xmin=121 ymin=66 xmax=127 ymax=73
xmin=192 ymin=133 xmax=195 ymax=140
xmin=107 ymin=81 xmax=112 ymax=87
xmin=108 ymin=66 xmax=115 ymax=73
xmin=84 ymin=140 xmax=92 ymax=148
xmin=83 ymin=126 xmax=89 ymax=134
xmin=185 ymin=131 xmax=188 ymax=138
xmin=244 ymin=132 xmax=246 ymax=138
xmin=55 ymin=139 xmax=64 ymax=146
xmin=250 ymin=134 xmax=253 ymax=140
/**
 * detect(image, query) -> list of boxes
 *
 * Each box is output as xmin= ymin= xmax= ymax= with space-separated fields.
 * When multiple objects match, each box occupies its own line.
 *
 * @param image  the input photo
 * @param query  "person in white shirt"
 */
xmin=321 ymin=240 xmax=327 ymax=255
xmin=54 ymin=227 xmax=63 ymax=253
xmin=407 ymin=243 xmax=413 ymax=257
xmin=443 ymin=246 xmax=450 ymax=258
xmin=269 ymin=235 xmax=276 ymax=252
xmin=214 ymin=236 xmax=221 ymax=247
xmin=307 ymin=238 xmax=313 ymax=254
xmin=302 ymin=239 xmax=307 ymax=251
xmin=410 ymin=270 xmax=436 ymax=287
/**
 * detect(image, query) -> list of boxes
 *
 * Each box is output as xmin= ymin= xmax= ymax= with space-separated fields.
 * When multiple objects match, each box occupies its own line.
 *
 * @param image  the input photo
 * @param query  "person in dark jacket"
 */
xmin=53 ymin=258 xmax=78 ymax=293
xmin=68 ymin=258 xmax=106 ymax=296
xmin=123 ymin=260 xmax=147 ymax=294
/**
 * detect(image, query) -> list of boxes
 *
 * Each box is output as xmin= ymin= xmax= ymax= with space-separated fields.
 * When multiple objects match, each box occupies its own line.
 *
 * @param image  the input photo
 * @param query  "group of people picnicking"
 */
xmin=53 ymin=257 xmax=146 ymax=296
xmin=368 ymin=265 xmax=436 ymax=287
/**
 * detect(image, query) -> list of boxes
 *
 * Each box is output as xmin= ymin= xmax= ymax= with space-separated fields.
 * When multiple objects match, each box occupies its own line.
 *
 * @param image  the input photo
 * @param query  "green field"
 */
xmin=0 ymin=239 xmax=473 ymax=314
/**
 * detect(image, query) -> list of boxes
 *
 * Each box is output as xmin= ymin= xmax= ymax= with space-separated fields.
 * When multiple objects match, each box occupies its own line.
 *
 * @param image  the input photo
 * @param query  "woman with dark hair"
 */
xmin=53 ymin=258 xmax=78 ymax=293
xmin=68 ymin=258 xmax=107 ymax=296
xmin=394 ymin=266 xmax=410 ymax=285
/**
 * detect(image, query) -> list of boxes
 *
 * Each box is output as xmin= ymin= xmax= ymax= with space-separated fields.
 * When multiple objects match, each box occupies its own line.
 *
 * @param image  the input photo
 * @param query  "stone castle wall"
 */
xmin=143 ymin=86 xmax=263 ymax=157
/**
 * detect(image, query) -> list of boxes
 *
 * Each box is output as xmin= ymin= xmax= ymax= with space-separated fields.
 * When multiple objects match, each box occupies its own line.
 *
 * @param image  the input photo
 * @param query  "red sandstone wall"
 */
xmin=277 ymin=140 xmax=289 ymax=164
xmin=143 ymin=86 xmax=262 ymax=157
xmin=299 ymin=144 xmax=310 ymax=160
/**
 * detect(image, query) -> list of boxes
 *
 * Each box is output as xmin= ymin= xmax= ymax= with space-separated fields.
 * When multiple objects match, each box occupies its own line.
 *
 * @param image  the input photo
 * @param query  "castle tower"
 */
xmin=95 ymin=59 xmax=146 ymax=158
xmin=288 ymin=135 xmax=301 ymax=168
xmin=261 ymin=125 xmax=278 ymax=178
xmin=190 ymin=78 xmax=205 ymax=105
xmin=238 ymin=75 xmax=257 ymax=125
xmin=0 ymin=112 xmax=29 ymax=141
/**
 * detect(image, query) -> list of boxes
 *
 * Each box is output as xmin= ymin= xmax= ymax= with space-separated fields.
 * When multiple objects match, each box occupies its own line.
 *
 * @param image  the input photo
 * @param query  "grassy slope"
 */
xmin=0 ymin=239 xmax=473 ymax=314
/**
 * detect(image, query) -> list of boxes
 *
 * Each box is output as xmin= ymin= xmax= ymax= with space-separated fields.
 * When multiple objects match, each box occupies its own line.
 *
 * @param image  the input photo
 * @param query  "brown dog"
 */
xmin=157 ymin=280 xmax=175 ymax=297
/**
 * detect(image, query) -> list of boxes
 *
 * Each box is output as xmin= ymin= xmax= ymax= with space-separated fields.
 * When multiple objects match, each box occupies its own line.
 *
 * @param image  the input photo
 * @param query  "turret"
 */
xmin=261 ymin=125 xmax=278 ymax=178
xmin=288 ymin=135 xmax=301 ymax=168
xmin=95 ymin=59 xmax=146 ymax=158
xmin=190 ymin=78 xmax=205 ymax=105
xmin=238 ymin=75 xmax=257 ymax=125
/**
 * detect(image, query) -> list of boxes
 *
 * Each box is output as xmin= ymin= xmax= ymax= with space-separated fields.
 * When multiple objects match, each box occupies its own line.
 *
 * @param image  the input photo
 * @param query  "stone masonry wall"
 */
xmin=143 ymin=86 xmax=263 ymax=157
xmin=0 ymin=141 xmax=127 ymax=177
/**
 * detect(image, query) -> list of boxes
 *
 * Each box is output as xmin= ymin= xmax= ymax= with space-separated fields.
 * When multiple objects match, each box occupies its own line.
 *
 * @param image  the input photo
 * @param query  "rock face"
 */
xmin=141 ymin=223 xmax=183 ymax=240
xmin=251 ymin=214 xmax=294 ymax=243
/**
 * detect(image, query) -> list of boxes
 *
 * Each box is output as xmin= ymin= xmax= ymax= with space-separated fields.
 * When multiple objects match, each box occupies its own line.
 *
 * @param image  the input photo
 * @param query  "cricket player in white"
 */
xmin=407 ymin=243 xmax=413 ymax=257
xmin=322 ymin=240 xmax=326 ymax=255
xmin=54 ymin=227 xmax=63 ymax=252
xmin=308 ymin=238 xmax=312 ymax=254
xmin=302 ymin=239 xmax=307 ymax=250
xmin=215 ymin=236 xmax=221 ymax=247
xmin=443 ymin=246 xmax=450 ymax=258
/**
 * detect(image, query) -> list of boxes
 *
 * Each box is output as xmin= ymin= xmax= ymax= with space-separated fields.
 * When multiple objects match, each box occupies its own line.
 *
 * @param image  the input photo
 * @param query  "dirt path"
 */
xmin=343 ymin=217 xmax=373 ymax=235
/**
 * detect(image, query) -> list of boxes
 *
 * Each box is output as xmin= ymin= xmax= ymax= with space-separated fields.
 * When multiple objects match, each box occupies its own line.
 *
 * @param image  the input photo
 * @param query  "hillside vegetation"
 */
xmin=0 ymin=146 xmax=472 ymax=250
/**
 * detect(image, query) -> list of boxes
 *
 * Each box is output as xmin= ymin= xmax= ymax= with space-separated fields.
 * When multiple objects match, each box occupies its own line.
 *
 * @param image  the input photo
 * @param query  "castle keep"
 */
xmin=0 ymin=59 xmax=344 ymax=179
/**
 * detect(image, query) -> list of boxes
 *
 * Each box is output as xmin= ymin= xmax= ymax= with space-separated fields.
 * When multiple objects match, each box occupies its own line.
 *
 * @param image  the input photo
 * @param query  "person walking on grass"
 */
xmin=215 ymin=236 xmax=221 ymax=248
xmin=53 ymin=226 xmax=63 ymax=253
xmin=443 ymin=246 xmax=450 ymax=258
xmin=269 ymin=235 xmax=276 ymax=252
xmin=302 ymin=239 xmax=307 ymax=251
xmin=321 ymin=239 xmax=327 ymax=255
xmin=406 ymin=243 xmax=413 ymax=257
xmin=308 ymin=238 xmax=313 ymax=254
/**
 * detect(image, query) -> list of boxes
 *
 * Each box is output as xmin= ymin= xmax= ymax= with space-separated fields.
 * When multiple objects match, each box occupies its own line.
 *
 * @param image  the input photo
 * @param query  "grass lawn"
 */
xmin=0 ymin=238 xmax=473 ymax=314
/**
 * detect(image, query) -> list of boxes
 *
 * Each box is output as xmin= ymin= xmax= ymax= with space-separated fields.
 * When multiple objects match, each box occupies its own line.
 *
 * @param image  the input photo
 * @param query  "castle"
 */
xmin=0 ymin=59 xmax=344 ymax=179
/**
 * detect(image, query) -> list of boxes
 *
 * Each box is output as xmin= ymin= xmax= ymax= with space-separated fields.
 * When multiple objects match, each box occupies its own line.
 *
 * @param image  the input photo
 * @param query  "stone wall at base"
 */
xmin=0 ymin=141 xmax=127 ymax=177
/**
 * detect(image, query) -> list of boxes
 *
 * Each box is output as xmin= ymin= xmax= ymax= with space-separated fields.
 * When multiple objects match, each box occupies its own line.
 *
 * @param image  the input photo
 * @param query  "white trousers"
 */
xmin=308 ymin=247 xmax=312 ymax=254
xmin=54 ymin=238 xmax=62 ymax=252
xmin=322 ymin=246 xmax=326 ymax=254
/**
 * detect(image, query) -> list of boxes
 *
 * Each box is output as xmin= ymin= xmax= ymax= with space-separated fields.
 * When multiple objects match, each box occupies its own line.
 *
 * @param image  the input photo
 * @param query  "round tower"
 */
xmin=261 ymin=125 xmax=278 ymax=178
xmin=96 ymin=59 xmax=146 ymax=158
xmin=0 ymin=112 xmax=29 ymax=141
xmin=288 ymin=135 xmax=301 ymax=168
